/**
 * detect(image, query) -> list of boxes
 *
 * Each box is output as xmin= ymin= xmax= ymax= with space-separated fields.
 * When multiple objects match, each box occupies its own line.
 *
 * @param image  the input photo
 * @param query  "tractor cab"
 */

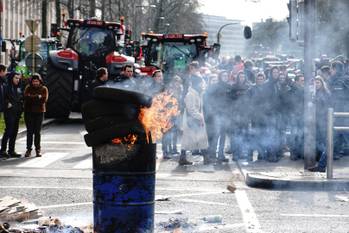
xmin=140 ymin=33 xmax=211 ymax=81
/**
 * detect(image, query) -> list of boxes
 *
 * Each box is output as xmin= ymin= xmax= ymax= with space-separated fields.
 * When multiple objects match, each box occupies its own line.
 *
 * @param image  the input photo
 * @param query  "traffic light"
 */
xmin=287 ymin=0 xmax=297 ymax=41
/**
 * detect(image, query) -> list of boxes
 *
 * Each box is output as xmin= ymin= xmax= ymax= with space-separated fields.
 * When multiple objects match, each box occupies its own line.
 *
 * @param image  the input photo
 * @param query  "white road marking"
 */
xmin=178 ymin=198 xmax=233 ymax=207
xmin=17 ymin=138 xmax=85 ymax=145
xmin=156 ymin=191 xmax=223 ymax=199
xmin=196 ymin=223 xmax=245 ymax=231
xmin=281 ymin=213 xmax=349 ymax=218
xmin=38 ymin=202 xmax=92 ymax=209
xmin=16 ymin=152 xmax=68 ymax=168
xmin=235 ymin=190 xmax=262 ymax=233
xmin=41 ymin=141 xmax=86 ymax=145
xmin=73 ymin=157 xmax=92 ymax=169
xmin=0 ymin=185 xmax=92 ymax=190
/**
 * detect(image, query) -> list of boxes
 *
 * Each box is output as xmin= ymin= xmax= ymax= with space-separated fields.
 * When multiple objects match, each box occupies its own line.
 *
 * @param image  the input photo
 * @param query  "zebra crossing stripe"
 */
xmin=73 ymin=157 xmax=92 ymax=169
xmin=16 ymin=153 xmax=68 ymax=168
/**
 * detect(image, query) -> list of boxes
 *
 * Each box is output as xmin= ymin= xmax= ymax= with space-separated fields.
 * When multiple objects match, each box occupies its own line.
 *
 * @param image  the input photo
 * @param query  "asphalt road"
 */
xmin=0 ymin=119 xmax=348 ymax=233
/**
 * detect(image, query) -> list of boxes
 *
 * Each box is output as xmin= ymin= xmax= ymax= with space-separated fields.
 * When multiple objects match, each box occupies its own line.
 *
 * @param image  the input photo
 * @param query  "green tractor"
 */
xmin=6 ymin=38 xmax=61 ymax=80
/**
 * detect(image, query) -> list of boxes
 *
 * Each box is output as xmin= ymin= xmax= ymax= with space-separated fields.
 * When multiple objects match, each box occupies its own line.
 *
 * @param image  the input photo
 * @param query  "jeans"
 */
xmin=24 ymin=112 xmax=44 ymax=151
xmin=1 ymin=110 xmax=21 ymax=153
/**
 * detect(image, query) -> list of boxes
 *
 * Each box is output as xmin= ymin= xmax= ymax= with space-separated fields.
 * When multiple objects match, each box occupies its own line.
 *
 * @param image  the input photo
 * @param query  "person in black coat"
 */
xmin=90 ymin=67 xmax=109 ymax=90
xmin=328 ymin=61 xmax=349 ymax=158
xmin=84 ymin=67 xmax=108 ymax=102
xmin=289 ymin=74 xmax=305 ymax=160
xmin=0 ymin=64 xmax=7 ymax=115
xmin=231 ymin=71 xmax=251 ymax=161
xmin=204 ymin=71 xmax=231 ymax=163
xmin=0 ymin=72 xmax=23 ymax=158
xmin=263 ymin=67 xmax=282 ymax=162
xmin=248 ymin=72 xmax=268 ymax=160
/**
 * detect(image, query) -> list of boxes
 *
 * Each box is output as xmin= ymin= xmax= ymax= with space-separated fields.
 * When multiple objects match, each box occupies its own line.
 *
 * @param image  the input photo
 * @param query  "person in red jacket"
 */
xmin=23 ymin=74 xmax=48 ymax=157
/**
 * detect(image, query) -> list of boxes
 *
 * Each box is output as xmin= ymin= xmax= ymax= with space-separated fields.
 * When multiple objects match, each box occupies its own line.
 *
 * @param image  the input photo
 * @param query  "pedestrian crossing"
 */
xmin=5 ymin=149 xmax=163 ymax=170
xmin=72 ymin=157 xmax=92 ymax=169
xmin=16 ymin=153 xmax=70 ymax=168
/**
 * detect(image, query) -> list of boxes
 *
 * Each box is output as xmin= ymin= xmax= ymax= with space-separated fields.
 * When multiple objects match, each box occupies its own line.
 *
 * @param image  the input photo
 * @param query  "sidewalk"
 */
xmin=236 ymin=155 xmax=349 ymax=190
xmin=16 ymin=118 xmax=56 ymax=139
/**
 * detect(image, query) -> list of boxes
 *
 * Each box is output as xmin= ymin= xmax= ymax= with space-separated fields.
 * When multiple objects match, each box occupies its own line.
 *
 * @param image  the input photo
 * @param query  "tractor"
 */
xmin=44 ymin=18 xmax=134 ymax=118
xmin=139 ymin=33 xmax=219 ymax=82
xmin=5 ymin=38 xmax=61 ymax=79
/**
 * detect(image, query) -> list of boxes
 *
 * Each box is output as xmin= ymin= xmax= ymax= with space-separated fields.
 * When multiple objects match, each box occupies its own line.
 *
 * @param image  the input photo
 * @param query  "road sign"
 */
xmin=25 ymin=19 xmax=40 ymax=33
xmin=24 ymin=35 xmax=40 ymax=53
xmin=25 ymin=53 xmax=43 ymax=73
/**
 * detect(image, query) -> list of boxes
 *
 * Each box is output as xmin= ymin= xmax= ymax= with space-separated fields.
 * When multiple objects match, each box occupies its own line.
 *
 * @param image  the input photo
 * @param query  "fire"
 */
xmin=112 ymin=134 xmax=138 ymax=145
xmin=139 ymin=91 xmax=180 ymax=143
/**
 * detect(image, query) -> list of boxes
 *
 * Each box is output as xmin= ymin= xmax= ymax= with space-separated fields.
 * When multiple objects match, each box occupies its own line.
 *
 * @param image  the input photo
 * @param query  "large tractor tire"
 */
xmin=45 ymin=64 xmax=73 ymax=119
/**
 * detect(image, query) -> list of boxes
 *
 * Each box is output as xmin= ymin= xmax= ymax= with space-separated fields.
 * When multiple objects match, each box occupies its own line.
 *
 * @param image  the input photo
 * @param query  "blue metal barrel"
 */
xmin=93 ymin=143 xmax=156 ymax=233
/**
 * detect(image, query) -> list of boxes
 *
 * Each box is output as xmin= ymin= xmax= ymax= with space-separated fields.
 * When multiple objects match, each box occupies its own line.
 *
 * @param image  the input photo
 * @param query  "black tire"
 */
xmin=45 ymin=63 xmax=73 ymax=118
xmin=84 ymin=116 xmax=131 ymax=133
xmin=93 ymin=86 xmax=152 ymax=108
xmin=81 ymin=100 xmax=139 ymax=121
xmin=84 ymin=121 xmax=146 ymax=147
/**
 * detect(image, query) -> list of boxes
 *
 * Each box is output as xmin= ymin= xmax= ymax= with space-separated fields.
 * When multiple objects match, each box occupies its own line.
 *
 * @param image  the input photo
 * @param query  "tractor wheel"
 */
xmin=45 ymin=64 xmax=73 ymax=119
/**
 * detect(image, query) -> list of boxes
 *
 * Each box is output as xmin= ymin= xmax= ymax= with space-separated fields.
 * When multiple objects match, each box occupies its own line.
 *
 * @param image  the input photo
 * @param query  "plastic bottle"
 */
xmin=202 ymin=215 xmax=223 ymax=223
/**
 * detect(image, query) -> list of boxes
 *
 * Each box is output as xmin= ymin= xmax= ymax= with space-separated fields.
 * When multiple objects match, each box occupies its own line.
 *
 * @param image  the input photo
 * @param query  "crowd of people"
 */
xmin=1 ymin=52 xmax=349 ymax=174
xmin=0 ymin=64 xmax=48 ymax=159
xmin=144 ymin=55 xmax=349 ymax=172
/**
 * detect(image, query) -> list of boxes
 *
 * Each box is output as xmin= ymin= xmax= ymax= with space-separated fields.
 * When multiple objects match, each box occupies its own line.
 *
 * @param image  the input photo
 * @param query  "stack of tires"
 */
xmin=81 ymin=86 xmax=156 ymax=233
xmin=81 ymin=86 xmax=152 ymax=147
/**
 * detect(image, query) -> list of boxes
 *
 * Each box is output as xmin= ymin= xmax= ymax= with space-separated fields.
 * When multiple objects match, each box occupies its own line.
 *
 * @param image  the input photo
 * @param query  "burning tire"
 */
xmin=45 ymin=64 xmax=73 ymax=119
xmin=81 ymin=100 xmax=139 ymax=121
xmin=84 ymin=121 xmax=146 ymax=147
xmin=84 ymin=116 xmax=130 ymax=132
xmin=93 ymin=86 xmax=153 ymax=108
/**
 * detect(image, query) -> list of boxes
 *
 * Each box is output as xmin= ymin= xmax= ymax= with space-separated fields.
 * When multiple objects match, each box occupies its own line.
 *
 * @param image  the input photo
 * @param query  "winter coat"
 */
xmin=4 ymin=82 xmax=23 ymax=114
xmin=24 ymin=84 xmax=48 ymax=113
xmin=181 ymin=87 xmax=208 ymax=150
xmin=0 ymin=77 xmax=7 ymax=112
xmin=231 ymin=81 xmax=251 ymax=126
xmin=249 ymin=84 xmax=268 ymax=125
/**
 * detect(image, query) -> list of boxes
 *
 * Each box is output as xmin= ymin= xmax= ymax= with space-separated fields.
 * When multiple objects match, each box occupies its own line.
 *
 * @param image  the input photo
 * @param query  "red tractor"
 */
xmin=45 ymin=18 xmax=134 ymax=118
xmin=139 ymin=33 xmax=219 ymax=81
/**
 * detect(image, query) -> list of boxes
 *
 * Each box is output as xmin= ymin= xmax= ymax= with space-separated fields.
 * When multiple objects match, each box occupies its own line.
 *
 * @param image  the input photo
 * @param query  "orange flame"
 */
xmin=112 ymin=134 xmax=138 ymax=145
xmin=139 ymin=91 xmax=179 ymax=143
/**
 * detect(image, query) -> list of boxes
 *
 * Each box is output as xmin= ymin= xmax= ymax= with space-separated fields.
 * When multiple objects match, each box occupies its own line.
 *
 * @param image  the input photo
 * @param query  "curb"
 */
xmin=245 ymin=172 xmax=349 ymax=191
xmin=236 ymin=160 xmax=349 ymax=191
xmin=17 ymin=118 xmax=56 ymax=139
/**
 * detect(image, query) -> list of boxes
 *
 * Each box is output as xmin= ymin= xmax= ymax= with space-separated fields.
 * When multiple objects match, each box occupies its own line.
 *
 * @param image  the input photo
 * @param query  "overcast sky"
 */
xmin=199 ymin=0 xmax=289 ymax=25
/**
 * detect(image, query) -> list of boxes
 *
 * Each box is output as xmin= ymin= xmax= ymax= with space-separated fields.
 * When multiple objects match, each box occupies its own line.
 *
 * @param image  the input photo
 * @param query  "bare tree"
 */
xmin=55 ymin=0 xmax=61 ymax=28
xmin=41 ymin=0 xmax=48 ymax=37
xmin=89 ymin=0 xmax=96 ymax=17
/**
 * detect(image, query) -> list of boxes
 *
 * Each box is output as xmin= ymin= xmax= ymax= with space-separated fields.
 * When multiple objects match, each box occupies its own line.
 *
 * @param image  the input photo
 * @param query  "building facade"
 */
xmin=0 ymin=0 xmax=56 ymax=65
xmin=202 ymin=14 xmax=246 ymax=57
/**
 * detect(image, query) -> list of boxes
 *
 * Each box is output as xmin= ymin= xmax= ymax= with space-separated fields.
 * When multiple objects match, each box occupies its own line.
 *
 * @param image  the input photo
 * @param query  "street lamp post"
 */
xmin=303 ymin=0 xmax=317 ymax=169
xmin=216 ymin=22 xmax=239 ymax=44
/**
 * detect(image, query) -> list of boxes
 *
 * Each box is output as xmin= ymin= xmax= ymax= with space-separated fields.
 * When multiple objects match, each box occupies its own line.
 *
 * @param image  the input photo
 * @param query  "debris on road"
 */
xmin=202 ymin=215 xmax=223 ymax=224
xmin=155 ymin=196 xmax=170 ymax=201
xmin=227 ymin=184 xmax=236 ymax=193
xmin=158 ymin=217 xmax=193 ymax=231
xmin=0 ymin=196 xmax=42 ymax=222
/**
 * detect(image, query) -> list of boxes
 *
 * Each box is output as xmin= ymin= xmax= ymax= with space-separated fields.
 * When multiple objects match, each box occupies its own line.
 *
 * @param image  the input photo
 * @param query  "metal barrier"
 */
xmin=326 ymin=108 xmax=349 ymax=179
